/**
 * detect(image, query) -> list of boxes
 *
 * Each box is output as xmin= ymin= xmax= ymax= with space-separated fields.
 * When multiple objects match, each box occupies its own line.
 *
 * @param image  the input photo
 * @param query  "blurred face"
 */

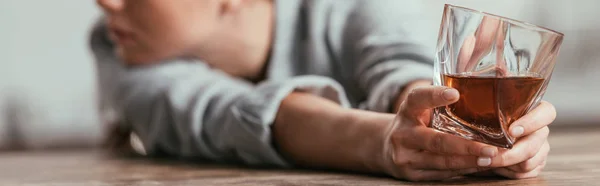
xmin=97 ymin=0 xmax=222 ymax=65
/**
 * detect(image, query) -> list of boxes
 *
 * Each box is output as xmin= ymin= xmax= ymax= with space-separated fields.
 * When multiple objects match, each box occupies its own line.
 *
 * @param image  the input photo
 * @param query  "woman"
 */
xmin=92 ymin=0 xmax=554 ymax=181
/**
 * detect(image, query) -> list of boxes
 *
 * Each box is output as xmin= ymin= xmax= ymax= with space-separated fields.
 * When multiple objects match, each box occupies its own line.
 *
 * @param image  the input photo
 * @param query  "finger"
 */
xmin=401 ymin=86 xmax=459 ymax=118
xmin=509 ymin=101 xmax=556 ymax=138
xmin=403 ymin=168 xmax=482 ymax=181
xmin=466 ymin=16 xmax=501 ymax=71
xmin=494 ymin=21 xmax=510 ymax=77
xmin=411 ymin=152 xmax=480 ymax=170
xmin=506 ymin=141 xmax=550 ymax=173
xmin=492 ymin=162 xmax=546 ymax=179
xmin=404 ymin=126 xmax=498 ymax=157
xmin=490 ymin=127 xmax=549 ymax=167
xmin=474 ymin=17 xmax=501 ymax=50
xmin=458 ymin=35 xmax=476 ymax=73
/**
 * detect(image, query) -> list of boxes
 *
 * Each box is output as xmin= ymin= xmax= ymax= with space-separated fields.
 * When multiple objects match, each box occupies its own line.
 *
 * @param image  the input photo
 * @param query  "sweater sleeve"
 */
xmin=341 ymin=0 xmax=435 ymax=112
xmin=90 ymin=19 xmax=350 ymax=167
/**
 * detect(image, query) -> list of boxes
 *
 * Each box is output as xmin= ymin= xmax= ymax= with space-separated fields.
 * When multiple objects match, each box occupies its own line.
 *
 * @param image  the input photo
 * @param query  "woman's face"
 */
xmin=97 ymin=0 xmax=222 ymax=65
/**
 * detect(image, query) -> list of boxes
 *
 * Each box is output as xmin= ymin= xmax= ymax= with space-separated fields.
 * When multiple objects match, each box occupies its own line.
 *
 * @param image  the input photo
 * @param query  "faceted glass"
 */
xmin=432 ymin=4 xmax=564 ymax=148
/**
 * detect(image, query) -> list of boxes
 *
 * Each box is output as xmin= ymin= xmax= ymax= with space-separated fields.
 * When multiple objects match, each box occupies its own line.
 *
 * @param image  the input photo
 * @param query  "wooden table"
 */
xmin=0 ymin=125 xmax=597 ymax=186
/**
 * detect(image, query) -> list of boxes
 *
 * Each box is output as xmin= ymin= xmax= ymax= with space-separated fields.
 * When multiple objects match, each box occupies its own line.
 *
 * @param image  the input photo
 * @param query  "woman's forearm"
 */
xmin=272 ymin=92 xmax=394 ymax=173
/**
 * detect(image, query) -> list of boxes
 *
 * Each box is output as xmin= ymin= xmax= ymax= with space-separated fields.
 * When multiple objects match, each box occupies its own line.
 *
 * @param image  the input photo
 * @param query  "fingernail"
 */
xmin=477 ymin=157 xmax=492 ymax=167
xmin=511 ymin=126 xmax=525 ymax=137
xmin=442 ymin=89 xmax=459 ymax=101
xmin=481 ymin=147 xmax=497 ymax=157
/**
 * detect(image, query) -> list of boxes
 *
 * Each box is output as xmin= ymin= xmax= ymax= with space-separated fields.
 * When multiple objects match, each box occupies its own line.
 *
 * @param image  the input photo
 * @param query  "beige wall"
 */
xmin=0 ymin=1 xmax=102 ymax=149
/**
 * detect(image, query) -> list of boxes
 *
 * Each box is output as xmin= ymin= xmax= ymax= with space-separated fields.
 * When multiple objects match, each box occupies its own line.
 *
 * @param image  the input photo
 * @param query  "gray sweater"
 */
xmin=91 ymin=0 xmax=434 ymax=167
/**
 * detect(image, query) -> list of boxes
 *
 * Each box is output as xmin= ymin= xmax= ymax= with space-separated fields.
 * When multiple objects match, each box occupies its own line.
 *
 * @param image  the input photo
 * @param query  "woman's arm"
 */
xmin=273 ymin=84 xmax=555 ymax=181
xmin=91 ymin=17 xmax=394 ymax=170
xmin=273 ymin=92 xmax=392 ymax=173
xmin=272 ymin=86 xmax=504 ymax=181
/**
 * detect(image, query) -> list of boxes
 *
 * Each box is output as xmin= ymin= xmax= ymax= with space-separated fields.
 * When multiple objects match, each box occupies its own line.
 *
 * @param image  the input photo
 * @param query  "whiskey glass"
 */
xmin=432 ymin=4 xmax=564 ymax=148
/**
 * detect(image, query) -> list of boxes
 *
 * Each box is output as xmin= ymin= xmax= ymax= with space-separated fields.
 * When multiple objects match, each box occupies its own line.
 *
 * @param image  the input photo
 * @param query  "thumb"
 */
xmin=400 ymin=86 xmax=459 ymax=118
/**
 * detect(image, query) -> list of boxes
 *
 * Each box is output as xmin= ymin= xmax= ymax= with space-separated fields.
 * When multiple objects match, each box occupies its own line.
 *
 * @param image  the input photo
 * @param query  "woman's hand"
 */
xmin=472 ymin=101 xmax=555 ymax=179
xmin=380 ymin=86 xmax=554 ymax=181
xmin=452 ymin=15 xmax=557 ymax=179
xmin=381 ymin=86 xmax=496 ymax=181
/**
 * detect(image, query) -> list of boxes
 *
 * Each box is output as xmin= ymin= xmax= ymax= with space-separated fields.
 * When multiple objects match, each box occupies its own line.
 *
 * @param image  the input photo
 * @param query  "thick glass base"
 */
xmin=432 ymin=107 xmax=514 ymax=149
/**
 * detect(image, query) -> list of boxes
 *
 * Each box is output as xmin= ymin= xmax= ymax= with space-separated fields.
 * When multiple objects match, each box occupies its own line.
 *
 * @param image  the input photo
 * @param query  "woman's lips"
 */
xmin=109 ymin=27 xmax=135 ymax=46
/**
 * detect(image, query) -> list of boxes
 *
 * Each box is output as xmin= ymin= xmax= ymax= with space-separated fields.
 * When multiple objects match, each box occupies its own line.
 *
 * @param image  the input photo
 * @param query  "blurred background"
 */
xmin=0 ymin=0 xmax=596 ymax=150
xmin=0 ymin=0 xmax=102 ymax=149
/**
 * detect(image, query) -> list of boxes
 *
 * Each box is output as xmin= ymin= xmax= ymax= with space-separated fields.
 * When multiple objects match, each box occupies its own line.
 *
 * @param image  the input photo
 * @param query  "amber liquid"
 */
xmin=442 ymin=74 xmax=545 ymax=148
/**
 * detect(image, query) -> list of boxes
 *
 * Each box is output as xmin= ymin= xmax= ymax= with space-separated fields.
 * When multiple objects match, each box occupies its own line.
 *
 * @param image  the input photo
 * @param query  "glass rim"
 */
xmin=445 ymin=4 xmax=564 ymax=37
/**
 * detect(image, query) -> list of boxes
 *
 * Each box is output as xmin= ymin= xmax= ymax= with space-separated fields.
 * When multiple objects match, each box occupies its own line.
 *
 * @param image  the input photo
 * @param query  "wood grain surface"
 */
xmin=0 ymin=125 xmax=597 ymax=186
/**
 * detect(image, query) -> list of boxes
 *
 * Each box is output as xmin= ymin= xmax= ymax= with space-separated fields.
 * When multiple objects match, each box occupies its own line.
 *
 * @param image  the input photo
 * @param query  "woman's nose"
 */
xmin=97 ymin=0 xmax=124 ymax=13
